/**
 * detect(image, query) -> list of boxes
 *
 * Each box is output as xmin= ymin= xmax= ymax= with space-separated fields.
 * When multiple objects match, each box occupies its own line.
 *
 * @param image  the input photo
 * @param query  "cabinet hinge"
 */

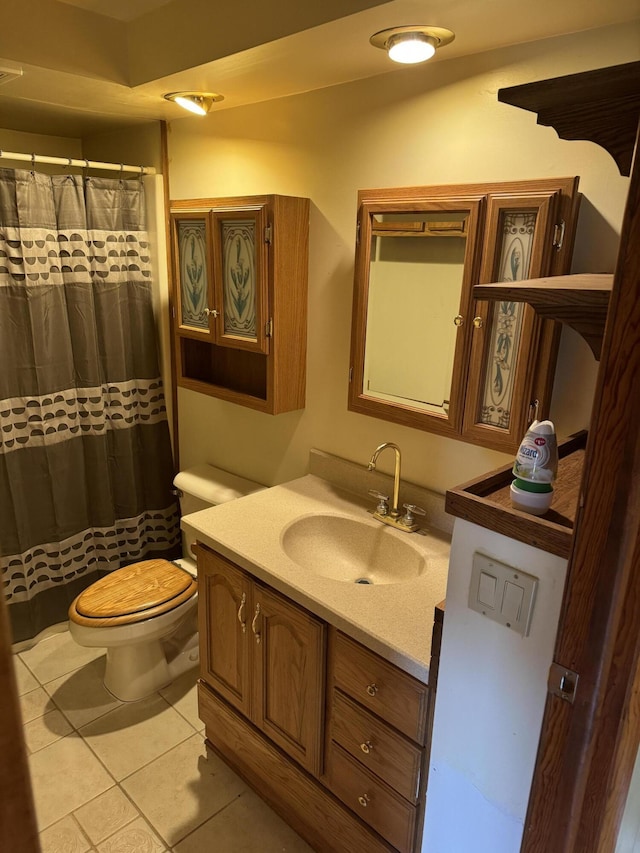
xmin=356 ymin=221 xmax=361 ymax=245
xmin=264 ymin=223 xmax=273 ymax=244
xmin=265 ymin=317 xmax=273 ymax=337
xmin=171 ymin=304 xmax=176 ymax=319
xmin=548 ymin=662 xmax=579 ymax=703
xmin=349 ymin=366 xmax=353 ymax=382
xmin=552 ymin=220 xmax=566 ymax=251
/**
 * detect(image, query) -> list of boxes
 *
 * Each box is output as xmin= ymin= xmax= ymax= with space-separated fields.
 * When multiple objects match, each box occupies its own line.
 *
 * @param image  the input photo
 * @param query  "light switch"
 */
xmin=502 ymin=581 xmax=524 ymax=623
xmin=478 ymin=572 xmax=497 ymax=608
xmin=469 ymin=552 xmax=538 ymax=636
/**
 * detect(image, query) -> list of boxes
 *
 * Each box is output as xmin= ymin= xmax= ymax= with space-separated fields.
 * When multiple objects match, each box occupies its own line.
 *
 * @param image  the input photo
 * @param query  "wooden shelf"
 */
xmin=474 ymin=273 xmax=613 ymax=359
xmin=445 ymin=432 xmax=586 ymax=559
xmin=498 ymin=61 xmax=640 ymax=177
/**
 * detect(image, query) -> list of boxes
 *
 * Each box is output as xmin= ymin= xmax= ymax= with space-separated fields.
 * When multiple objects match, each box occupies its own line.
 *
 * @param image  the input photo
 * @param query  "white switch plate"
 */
xmin=468 ymin=552 xmax=538 ymax=636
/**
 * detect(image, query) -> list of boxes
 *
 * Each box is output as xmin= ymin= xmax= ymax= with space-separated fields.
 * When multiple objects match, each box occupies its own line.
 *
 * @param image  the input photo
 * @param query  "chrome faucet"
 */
xmin=367 ymin=442 xmax=426 ymax=533
xmin=368 ymin=442 xmax=402 ymax=518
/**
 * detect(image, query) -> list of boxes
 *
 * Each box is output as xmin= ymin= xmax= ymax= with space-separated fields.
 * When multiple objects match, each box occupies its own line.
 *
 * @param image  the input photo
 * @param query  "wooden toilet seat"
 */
xmin=68 ymin=559 xmax=197 ymax=628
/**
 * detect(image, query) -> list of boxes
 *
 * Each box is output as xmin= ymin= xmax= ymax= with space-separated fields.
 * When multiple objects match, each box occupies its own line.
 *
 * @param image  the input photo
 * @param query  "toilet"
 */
xmin=68 ymin=464 xmax=263 ymax=702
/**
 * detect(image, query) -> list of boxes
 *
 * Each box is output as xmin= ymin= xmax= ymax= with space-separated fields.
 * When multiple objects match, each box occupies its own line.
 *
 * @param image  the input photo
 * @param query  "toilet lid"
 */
xmin=74 ymin=559 xmax=196 ymax=620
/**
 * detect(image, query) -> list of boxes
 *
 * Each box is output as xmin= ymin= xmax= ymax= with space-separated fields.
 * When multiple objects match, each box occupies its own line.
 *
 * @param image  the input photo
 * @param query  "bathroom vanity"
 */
xmin=182 ymin=454 xmax=451 ymax=852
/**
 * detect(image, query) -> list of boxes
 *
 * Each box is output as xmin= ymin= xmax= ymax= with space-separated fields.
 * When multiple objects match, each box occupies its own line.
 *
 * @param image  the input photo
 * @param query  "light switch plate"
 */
xmin=468 ymin=552 xmax=538 ymax=636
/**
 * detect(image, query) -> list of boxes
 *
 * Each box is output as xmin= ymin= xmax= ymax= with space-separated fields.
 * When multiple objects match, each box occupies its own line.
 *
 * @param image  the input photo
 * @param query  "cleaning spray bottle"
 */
xmin=510 ymin=420 xmax=558 ymax=516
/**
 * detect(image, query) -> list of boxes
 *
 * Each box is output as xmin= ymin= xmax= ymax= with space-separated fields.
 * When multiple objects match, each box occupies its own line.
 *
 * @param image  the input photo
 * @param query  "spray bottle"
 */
xmin=510 ymin=420 xmax=558 ymax=516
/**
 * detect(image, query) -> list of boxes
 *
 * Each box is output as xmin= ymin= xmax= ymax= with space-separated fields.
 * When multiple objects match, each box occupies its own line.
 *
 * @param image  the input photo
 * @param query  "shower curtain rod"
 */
xmin=0 ymin=149 xmax=156 ymax=175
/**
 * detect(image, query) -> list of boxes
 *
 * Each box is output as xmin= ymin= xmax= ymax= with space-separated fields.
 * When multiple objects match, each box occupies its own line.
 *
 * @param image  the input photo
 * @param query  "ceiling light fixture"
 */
xmin=370 ymin=26 xmax=455 ymax=65
xmin=163 ymin=92 xmax=224 ymax=116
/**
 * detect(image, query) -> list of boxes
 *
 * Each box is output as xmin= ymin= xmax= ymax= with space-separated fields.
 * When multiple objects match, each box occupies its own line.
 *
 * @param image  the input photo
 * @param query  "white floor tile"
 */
xmin=39 ymin=815 xmax=92 ymax=853
xmin=13 ymin=654 xmax=39 ymax=695
xmin=158 ymin=669 xmax=203 ymax=733
xmin=96 ymin=817 xmax=165 ymax=853
xmin=45 ymin=656 xmax=121 ymax=729
xmin=122 ymin=734 xmax=247 ymax=846
xmin=79 ymin=694 xmax=194 ymax=781
xmin=24 ymin=708 xmax=73 ymax=753
xmin=20 ymin=632 xmax=105 ymax=684
xmin=28 ymin=734 xmax=114 ymax=830
xmin=20 ymin=686 xmax=56 ymax=723
xmin=74 ymin=787 xmax=140 ymax=845
xmin=174 ymin=788 xmax=313 ymax=853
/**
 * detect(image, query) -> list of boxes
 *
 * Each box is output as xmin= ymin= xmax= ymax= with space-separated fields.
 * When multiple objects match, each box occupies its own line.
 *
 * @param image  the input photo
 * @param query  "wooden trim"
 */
xmin=445 ymin=432 xmax=586 ymax=559
xmin=160 ymin=121 xmax=180 ymax=470
xmin=522 ymin=137 xmax=640 ymax=851
xmin=199 ymin=682 xmax=394 ymax=853
xmin=0 ymin=589 xmax=40 ymax=853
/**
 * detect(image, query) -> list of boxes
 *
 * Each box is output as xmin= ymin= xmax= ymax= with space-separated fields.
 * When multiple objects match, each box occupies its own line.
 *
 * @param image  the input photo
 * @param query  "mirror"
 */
xmin=364 ymin=212 xmax=468 ymax=416
xmin=348 ymin=179 xmax=581 ymax=451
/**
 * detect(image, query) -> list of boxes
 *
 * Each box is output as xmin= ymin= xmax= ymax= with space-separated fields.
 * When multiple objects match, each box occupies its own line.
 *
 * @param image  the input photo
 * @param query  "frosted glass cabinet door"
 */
xmin=462 ymin=190 xmax=563 ymax=451
xmin=211 ymin=207 xmax=269 ymax=354
xmin=171 ymin=212 xmax=215 ymax=339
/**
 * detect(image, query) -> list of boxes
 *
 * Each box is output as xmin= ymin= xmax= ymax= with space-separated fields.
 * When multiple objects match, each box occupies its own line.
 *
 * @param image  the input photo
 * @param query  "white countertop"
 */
xmin=182 ymin=474 xmax=450 ymax=683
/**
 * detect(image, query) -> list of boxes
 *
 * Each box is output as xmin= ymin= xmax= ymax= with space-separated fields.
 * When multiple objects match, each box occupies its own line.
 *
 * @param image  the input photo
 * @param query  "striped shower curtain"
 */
xmin=0 ymin=169 xmax=180 ymax=643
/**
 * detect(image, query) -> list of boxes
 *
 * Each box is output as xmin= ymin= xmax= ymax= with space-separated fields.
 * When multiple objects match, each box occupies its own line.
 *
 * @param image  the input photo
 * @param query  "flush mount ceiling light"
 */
xmin=163 ymin=92 xmax=224 ymax=116
xmin=370 ymin=26 xmax=455 ymax=65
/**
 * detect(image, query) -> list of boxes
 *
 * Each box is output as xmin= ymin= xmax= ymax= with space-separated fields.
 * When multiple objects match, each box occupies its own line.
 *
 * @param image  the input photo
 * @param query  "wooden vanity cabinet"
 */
xmin=170 ymin=194 xmax=309 ymax=414
xmin=324 ymin=631 xmax=433 ymax=853
xmin=196 ymin=543 xmax=443 ymax=853
xmin=196 ymin=546 xmax=325 ymax=775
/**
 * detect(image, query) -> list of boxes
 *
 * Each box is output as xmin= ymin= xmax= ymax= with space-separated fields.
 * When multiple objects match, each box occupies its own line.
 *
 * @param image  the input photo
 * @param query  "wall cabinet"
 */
xmin=170 ymin=194 xmax=309 ymax=414
xmin=196 ymin=542 xmax=443 ymax=853
xmin=348 ymin=178 xmax=581 ymax=453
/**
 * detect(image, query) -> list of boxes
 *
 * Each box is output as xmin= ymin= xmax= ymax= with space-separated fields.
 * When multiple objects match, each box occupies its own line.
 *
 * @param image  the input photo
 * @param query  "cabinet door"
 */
xmin=251 ymin=583 xmax=326 ymax=775
xmin=462 ymin=187 xmax=571 ymax=451
xmin=197 ymin=549 xmax=252 ymax=718
xmin=349 ymin=194 xmax=485 ymax=439
xmin=171 ymin=212 xmax=215 ymax=340
xmin=211 ymin=206 xmax=270 ymax=354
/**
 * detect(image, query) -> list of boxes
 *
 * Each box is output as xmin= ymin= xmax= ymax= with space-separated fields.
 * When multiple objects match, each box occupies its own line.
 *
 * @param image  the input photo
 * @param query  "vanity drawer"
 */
xmin=326 ymin=742 xmax=417 ymax=853
xmin=332 ymin=632 xmax=429 ymax=743
xmin=331 ymin=691 xmax=422 ymax=803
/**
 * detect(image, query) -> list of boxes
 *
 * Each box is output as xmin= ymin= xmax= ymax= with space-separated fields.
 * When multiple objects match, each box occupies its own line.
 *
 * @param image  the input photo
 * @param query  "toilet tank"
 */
xmin=173 ymin=464 xmax=264 ymax=564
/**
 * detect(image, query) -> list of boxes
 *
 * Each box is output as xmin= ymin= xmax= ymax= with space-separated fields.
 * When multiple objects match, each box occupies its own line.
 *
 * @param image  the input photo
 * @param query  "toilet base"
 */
xmin=104 ymin=627 xmax=200 ymax=702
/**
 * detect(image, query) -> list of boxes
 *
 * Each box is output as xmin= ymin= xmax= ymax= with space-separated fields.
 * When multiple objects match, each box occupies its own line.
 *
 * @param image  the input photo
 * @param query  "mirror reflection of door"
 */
xmin=363 ymin=212 xmax=468 ymax=416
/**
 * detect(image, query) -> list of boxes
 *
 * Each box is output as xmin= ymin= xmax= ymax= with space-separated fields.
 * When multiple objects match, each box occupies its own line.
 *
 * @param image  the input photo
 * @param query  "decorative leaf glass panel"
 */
xmin=221 ymin=219 xmax=258 ymax=341
xmin=177 ymin=219 xmax=210 ymax=331
xmin=479 ymin=210 xmax=537 ymax=429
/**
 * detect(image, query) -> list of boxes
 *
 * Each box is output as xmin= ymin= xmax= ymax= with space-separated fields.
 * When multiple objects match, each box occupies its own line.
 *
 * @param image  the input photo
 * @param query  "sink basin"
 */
xmin=280 ymin=513 xmax=427 ymax=584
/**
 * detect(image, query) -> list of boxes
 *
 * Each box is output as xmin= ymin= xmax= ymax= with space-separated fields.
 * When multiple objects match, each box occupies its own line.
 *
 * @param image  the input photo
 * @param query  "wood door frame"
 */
xmin=522 ymin=134 xmax=640 ymax=850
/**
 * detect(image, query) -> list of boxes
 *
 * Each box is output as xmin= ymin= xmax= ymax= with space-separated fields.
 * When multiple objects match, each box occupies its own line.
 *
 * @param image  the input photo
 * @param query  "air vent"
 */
xmin=0 ymin=63 xmax=23 ymax=86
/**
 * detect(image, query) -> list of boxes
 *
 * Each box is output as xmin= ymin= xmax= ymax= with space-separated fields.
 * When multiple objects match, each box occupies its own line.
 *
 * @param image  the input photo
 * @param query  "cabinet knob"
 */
xmin=473 ymin=315 xmax=484 ymax=328
xmin=358 ymin=793 xmax=371 ymax=808
xmin=366 ymin=683 xmax=378 ymax=697
xmin=453 ymin=314 xmax=464 ymax=327
xmin=251 ymin=603 xmax=261 ymax=644
xmin=237 ymin=592 xmax=247 ymax=634
xmin=360 ymin=740 xmax=374 ymax=755
xmin=203 ymin=307 xmax=219 ymax=318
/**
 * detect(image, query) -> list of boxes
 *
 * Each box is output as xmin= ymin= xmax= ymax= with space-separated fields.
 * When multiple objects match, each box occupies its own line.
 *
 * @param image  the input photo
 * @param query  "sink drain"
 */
xmin=354 ymin=577 xmax=373 ymax=585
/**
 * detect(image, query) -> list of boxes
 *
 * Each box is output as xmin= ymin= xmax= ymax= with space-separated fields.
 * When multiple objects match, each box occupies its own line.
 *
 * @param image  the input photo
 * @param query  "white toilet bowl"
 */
xmin=68 ymin=559 xmax=199 ymax=701
xmin=67 ymin=465 xmax=264 ymax=702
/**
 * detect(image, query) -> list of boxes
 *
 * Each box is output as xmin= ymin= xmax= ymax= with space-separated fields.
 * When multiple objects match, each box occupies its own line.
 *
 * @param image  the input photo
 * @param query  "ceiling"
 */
xmin=0 ymin=0 xmax=638 ymax=139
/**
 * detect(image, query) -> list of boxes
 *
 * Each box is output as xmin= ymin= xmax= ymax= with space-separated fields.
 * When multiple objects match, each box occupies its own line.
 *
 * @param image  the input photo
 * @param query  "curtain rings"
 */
xmin=30 ymin=152 xmax=36 ymax=177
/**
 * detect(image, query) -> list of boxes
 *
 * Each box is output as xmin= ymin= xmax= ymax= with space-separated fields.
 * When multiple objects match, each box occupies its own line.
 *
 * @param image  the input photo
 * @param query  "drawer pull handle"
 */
xmin=251 ymin=603 xmax=261 ymax=644
xmin=358 ymin=793 xmax=371 ymax=808
xmin=237 ymin=592 xmax=247 ymax=634
xmin=366 ymin=683 xmax=378 ymax=697
xmin=360 ymin=741 xmax=374 ymax=755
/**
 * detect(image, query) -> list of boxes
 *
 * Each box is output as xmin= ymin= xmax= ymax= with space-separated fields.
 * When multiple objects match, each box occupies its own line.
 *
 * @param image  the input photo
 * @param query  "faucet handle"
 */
xmin=401 ymin=503 xmax=426 ymax=528
xmin=368 ymin=489 xmax=389 ymax=516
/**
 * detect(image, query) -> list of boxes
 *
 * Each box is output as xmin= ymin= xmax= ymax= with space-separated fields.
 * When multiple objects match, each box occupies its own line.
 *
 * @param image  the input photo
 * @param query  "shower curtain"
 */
xmin=0 ymin=168 xmax=180 ymax=643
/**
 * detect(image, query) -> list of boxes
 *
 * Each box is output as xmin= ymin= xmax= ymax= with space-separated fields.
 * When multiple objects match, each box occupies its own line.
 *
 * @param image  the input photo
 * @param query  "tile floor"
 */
xmin=13 ymin=629 xmax=313 ymax=853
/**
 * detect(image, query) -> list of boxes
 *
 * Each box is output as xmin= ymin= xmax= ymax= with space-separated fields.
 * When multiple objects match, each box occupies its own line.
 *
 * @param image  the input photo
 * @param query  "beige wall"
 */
xmin=167 ymin=22 xmax=638 ymax=493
